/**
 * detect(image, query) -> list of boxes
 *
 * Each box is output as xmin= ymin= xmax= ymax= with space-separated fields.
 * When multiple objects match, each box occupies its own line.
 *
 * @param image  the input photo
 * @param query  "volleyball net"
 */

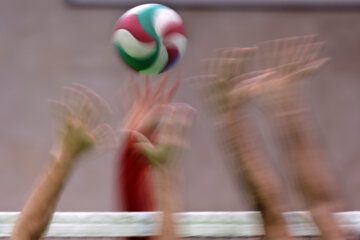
xmin=0 ymin=211 xmax=359 ymax=239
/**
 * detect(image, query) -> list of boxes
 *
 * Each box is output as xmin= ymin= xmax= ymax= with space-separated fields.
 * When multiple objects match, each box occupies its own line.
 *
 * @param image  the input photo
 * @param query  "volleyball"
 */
xmin=112 ymin=4 xmax=187 ymax=75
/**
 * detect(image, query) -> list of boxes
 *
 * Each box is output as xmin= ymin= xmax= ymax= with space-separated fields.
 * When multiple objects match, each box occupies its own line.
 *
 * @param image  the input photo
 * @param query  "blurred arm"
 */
xmin=131 ymin=104 xmax=195 ymax=240
xmin=195 ymin=49 xmax=293 ymax=240
xmin=10 ymin=149 xmax=81 ymax=240
xmin=253 ymin=36 xmax=346 ymax=240
xmin=10 ymin=84 xmax=109 ymax=240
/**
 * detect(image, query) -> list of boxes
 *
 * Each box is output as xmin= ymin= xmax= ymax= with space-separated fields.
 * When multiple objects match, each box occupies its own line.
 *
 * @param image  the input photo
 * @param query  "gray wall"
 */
xmin=0 ymin=0 xmax=360 ymax=211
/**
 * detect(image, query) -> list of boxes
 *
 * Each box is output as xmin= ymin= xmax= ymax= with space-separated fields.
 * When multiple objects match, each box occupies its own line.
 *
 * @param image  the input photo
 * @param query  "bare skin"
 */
xmin=194 ymin=36 xmax=345 ymax=239
xmin=129 ymin=104 xmax=195 ymax=240
xmin=248 ymin=36 xmax=345 ymax=240
xmin=119 ymin=73 xmax=195 ymax=240
xmin=194 ymin=48 xmax=293 ymax=240
xmin=229 ymin=35 xmax=345 ymax=239
xmin=10 ymin=84 xmax=112 ymax=240
xmin=10 ymin=75 xmax=190 ymax=240
xmin=119 ymin=72 xmax=181 ymax=134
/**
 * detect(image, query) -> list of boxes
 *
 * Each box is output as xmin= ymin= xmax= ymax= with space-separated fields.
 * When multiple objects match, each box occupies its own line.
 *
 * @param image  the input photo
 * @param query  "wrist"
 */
xmin=51 ymin=146 xmax=78 ymax=168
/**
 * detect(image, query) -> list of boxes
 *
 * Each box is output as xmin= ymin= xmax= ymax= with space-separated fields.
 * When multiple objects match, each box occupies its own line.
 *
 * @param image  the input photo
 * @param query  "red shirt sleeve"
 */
xmin=115 ymin=134 xmax=155 ymax=212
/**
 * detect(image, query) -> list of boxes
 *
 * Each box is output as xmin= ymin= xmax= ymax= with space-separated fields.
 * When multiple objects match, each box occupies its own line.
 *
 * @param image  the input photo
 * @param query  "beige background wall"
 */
xmin=0 ymin=0 xmax=360 ymax=211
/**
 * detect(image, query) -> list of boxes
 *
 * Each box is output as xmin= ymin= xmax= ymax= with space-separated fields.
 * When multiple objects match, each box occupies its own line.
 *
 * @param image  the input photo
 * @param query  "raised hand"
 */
xmin=50 ymin=83 xmax=114 ymax=160
xmin=119 ymin=72 xmax=181 ymax=133
xmin=255 ymin=35 xmax=323 ymax=72
xmin=191 ymin=44 xmax=297 ymax=240
xmin=254 ymin=37 xmax=346 ymax=240
xmin=194 ymin=48 xmax=255 ymax=115
xmin=116 ymin=73 xmax=195 ymax=240
xmin=226 ymin=36 xmax=329 ymax=116
xmin=11 ymin=84 xmax=112 ymax=240
xmin=129 ymin=104 xmax=196 ymax=167
xmin=126 ymin=103 xmax=195 ymax=240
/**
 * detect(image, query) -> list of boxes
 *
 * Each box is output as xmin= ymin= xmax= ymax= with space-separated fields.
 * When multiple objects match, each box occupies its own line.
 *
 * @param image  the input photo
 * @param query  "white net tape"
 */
xmin=0 ymin=212 xmax=359 ymax=238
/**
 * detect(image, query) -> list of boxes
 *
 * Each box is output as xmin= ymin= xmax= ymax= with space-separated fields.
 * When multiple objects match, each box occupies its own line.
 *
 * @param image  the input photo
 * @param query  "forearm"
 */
xmin=157 ymin=165 xmax=177 ymax=240
xmin=10 ymin=151 xmax=76 ymax=240
xmin=220 ymin=110 xmax=292 ymax=240
xmin=282 ymin=110 xmax=345 ymax=240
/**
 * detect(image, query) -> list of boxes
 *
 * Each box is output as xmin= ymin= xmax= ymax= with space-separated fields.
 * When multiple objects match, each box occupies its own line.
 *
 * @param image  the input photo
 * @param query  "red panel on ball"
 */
xmin=162 ymin=22 xmax=187 ymax=38
xmin=161 ymin=46 xmax=179 ymax=73
xmin=115 ymin=14 xmax=154 ymax=43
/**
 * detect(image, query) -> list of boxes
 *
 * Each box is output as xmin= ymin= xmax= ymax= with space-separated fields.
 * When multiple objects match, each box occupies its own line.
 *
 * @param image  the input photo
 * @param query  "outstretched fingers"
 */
xmin=61 ymin=86 xmax=96 ymax=128
xmin=152 ymin=72 xmax=170 ymax=104
xmin=163 ymin=71 xmax=182 ymax=103
xmin=123 ymin=129 xmax=161 ymax=165
xmin=231 ymin=70 xmax=276 ymax=104
xmin=171 ymin=103 xmax=196 ymax=150
xmin=71 ymin=83 xmax=113 ymax=129
xmin=48 ymin=99 xmax=75 ymax=137
xmin=51 ymin=84 xmax=112 ymax=157
xmin=92 ymin=123 xmax=118 ymax=151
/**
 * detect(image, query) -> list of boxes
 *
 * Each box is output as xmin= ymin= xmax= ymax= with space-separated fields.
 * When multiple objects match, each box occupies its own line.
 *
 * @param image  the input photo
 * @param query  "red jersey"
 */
xmin=116 ymin=134 xmax=155 ymax=212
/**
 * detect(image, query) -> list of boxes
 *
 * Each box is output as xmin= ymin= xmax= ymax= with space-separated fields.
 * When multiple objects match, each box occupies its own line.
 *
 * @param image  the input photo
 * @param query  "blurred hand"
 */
xmin=194 ymin=48 xmax=255 ymax=115
xmin=239 ymin=36 xmax=329 ymax=113
xmin=50 ymin=83 xmax=113 ymax=159
xmin=125 ymin=104 xmax=196 ymax=167
xmin=194 ymin=35 xmax=328 ymax=115
xmin=120 ymin=72 xmax=181 ymax=133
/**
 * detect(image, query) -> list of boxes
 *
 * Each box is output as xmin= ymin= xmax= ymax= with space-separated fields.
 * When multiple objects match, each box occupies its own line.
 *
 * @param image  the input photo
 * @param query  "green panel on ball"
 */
xmin=135 ymin=4 xmax=167 ymax=74
xmin=139 ymin=44 xmax=168 ymax=75
xmin=136 ymin=4 xmax=167 ymax=41
xmin=114 ymin=43 xmax=158 ymax=71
